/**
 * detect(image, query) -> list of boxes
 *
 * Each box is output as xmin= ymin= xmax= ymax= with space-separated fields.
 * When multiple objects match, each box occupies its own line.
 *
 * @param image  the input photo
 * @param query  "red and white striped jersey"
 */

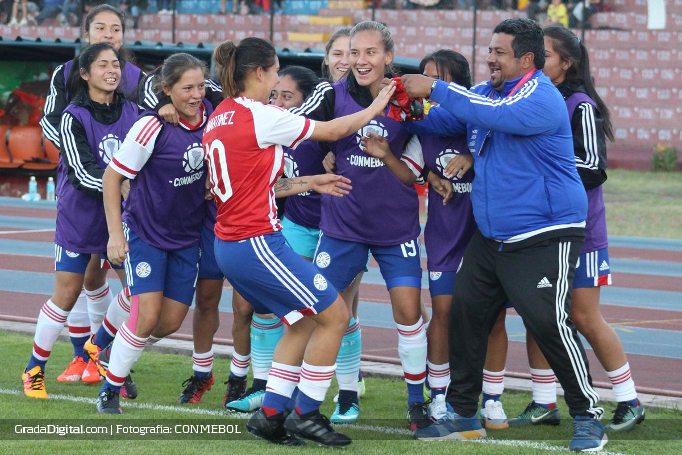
xmin=203 ymin=97 xmax=315 ymax=241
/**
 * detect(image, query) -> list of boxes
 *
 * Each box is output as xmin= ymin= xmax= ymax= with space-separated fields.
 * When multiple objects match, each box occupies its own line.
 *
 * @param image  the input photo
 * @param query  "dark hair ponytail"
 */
xmin=66 ymin=42 xmax=121 ymax=98
xmin=213 ymin=38 xmax=277 ymax=98
xmin=544 ymin=25 xmax=614 ymax=142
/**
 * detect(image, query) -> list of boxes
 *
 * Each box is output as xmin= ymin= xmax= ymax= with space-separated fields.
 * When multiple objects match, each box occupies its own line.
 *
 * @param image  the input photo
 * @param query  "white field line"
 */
xmin=0 ymin=229 xmax=54 ymax=235
xmin=1 ymin=388 xmax=630 ymax=454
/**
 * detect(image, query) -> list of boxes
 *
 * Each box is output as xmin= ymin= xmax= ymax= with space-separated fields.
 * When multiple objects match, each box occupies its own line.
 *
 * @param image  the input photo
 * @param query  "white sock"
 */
xmin=530 ymin=368 xmax=557 ymax=405
xmin=67 ymin=291 xmax=91 ymax=341
xmin=427 ymin=360 xmax=449 ymax=392
xmin=105 ymin=323 xmax=147 ymax=386
xmin=606 ymin=362 xmax=638 ymax=402
xmin=193 ymin=349 xmax=213 ymax=374
xmin=266 ymin=361 xmax=300 ymax=398
xmin=84 ymin=283 xmax=113 ymax=332
xmin=230 ymin=352 xmax=250 ymax=377
xmin=104 ymin=290 xmax=131 ymax=332
xmin=299 ymin=361 xmax=335 ymax=401
xmin=482 ymin=369 xmax=505 ymax=396
xmin=396 ymin=318 xmax=427 ymax=385
xmin=32 ymin=299 xmax=69 ymax=362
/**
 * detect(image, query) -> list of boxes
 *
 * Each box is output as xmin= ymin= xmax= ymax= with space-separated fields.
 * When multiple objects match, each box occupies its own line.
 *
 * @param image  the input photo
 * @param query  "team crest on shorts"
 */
xmin=136 ymin=262 xmax=152 ymax=278
xmin=315 ymin=252 xmax=331 ymax=268
xmin=430 ymin=271 xmax=442 ymax=281
xmin=313 ymin=274 xmax=328 ymax=291
xmin=65 ymin=250 xmax=79 ymax=258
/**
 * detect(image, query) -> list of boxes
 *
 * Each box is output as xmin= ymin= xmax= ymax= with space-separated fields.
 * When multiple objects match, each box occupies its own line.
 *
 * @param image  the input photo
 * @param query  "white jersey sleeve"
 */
xmin=110 ymin=115 xmax=162 ymax=179
xmin=400 ymin=135 xmax=425 ymax=180
xmin=251 ymin=103 xmax=315 ymax=150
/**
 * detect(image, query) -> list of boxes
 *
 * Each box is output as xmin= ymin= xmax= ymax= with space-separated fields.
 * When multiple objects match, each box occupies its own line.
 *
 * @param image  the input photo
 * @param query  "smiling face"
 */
xmin=543 ymin=36 xmax=570 ymax=86
xmin=349 ymin=30 xmax=393 ymax=94
xmin=84 ymin=11 xmax=124 ymax=50
xmin=325 ymin=35 xmax=350 ymax=82
xmin=81 ymin=48 xmax=121 ymax=100
xmin=270 ymin=75 xmax=305 ymax=109
xmin=486 ymin=32 xmax=527 ymax=91
xmin=164 ymin=67 xmax=206 ymax=124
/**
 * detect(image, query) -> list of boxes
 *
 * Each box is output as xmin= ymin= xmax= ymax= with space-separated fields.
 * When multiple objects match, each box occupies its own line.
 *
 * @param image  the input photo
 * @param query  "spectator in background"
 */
xmin=121 ymin=0 xmax=145 ymax=28
xmin=7 ymin=0 xmax=30 ymax=25
xmin=62 ymin=0 xmax=83 ymax=26
xmin=33 ymin=0 xmax=63 ymax=25
xmin=545 ymin=0 xmax=569 ymax=27
xmin=157 ymin=0 xmax=171 ymax=14
xmin=526 ymin=0 xmax=548 ymax=23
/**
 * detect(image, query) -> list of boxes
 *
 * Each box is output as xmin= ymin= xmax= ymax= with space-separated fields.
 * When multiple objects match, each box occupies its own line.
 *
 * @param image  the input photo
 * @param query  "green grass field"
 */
xmin=2 ymin=332 xmax=681 ymax=455
xmin=604 ymin=169 xmax=682 ymax=239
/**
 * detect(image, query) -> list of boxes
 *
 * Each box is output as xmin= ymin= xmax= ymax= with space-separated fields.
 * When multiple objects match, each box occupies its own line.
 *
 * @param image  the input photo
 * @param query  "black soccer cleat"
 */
xmin=246 ymin=408 xmax=306 ymax=446
xmin=97 ymin=388 xmax=123 ymax=414
xmin=284 ymin=409 xmax=352 ymax=447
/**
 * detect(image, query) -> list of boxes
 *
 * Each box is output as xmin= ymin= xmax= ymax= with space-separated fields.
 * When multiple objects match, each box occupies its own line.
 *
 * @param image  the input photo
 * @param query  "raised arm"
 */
xmin=308 ymin=81 xmax=396 ymax=142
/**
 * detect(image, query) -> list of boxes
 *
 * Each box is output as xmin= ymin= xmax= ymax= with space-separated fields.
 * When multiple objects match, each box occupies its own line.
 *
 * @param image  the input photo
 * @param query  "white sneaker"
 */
xmin=480 ymin=399 xmax=510 ymax=429
xmin=428 ymin=394 xmax=448 ymax=421
xmin=9 ymin=18 xmax=19 ymax=26
xmin=18 ymin=17 xmax=27 ymax=25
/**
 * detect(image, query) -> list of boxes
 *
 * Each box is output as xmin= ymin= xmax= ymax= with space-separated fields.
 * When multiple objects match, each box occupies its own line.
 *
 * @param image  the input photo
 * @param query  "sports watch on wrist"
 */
xmin=430 ymin=79 xmax=438 ymax=97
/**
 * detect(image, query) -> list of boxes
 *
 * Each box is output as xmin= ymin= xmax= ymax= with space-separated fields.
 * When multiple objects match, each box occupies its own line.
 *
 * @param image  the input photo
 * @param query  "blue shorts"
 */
xmin=198 ymin=224 xmax=224 ymax=281
xmin=214 ymin=231 xmax=337 ymax=326
xmin=123 ymin=225 xmax=200 ymax=305
xmin=428 ymin=270 xmax=456 ymax=297
xmin=314 ymin=234 xmax=422 ymax=291
xmin=54 ymin=244 xmax=122 ymax=273
xmin=281 ymin=215 xmax=320 ymax=259
xmin=574 ymin=247 xmax=612 ymax=288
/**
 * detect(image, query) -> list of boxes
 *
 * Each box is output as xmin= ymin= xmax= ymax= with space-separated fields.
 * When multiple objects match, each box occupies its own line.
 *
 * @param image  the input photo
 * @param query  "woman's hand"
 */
xmin=427 ymin=172 xmax=454 ymax=205
xmin=322 ymin=152 xmax=337 ymax=174
xmin=370 ymin=79 xmax=397 ymax=117
xmin=360 ymin=132 xmax=391 ymax=161
xmin=158 ymin=103 xmax=179 ymax=125
xmin=309 ymin=174 xmax=352 ymax=197
xmin=120 ymin=179 xmax=130 ymax=201
xmin=443 ymin=154 xmax=474 ymax=180
xmin=107 ymin=233 xmax=129 ymax=266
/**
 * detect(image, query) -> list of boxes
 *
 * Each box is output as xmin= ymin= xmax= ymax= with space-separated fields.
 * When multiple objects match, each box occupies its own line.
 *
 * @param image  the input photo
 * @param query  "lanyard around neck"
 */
xmin=490 ymin=69 xmax=536 ymax=99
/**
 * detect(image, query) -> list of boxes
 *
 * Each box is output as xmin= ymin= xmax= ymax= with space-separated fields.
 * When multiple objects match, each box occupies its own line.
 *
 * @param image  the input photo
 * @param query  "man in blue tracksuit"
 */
xmin=400 ymin=18 xmax=607 ymax=452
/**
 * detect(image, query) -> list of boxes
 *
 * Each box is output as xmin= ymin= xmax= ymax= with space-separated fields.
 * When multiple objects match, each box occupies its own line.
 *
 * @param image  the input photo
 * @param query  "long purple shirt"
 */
xmin=123 ymin=107 xmax=214 ymax=251
xmin=55 ymin=101 xmax=139 ymax=252
xmin=320 ymin=79 xmax=420 ymax=246
xmin=420 ymin=134 xmax=477 ymax=272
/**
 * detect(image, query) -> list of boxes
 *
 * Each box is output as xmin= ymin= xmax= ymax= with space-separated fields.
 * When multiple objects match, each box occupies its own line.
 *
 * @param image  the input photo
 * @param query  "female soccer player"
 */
xmin=38 ymin=4 xmax=146 ymax=387
xmin=510 ymin=24 xmax=644 ymax=433
xmin=22 ymin=43 xmax=140 ymax=399
xmin=96 ymin=53 xmax=215 ymax=414
xmin=222 ymin=65 xmax=322 ymax=413
xmin=291 ymin=21 xmax=429 ymax=430
xmin=203 ymin=37 xmax=394 ymax=446
xmin=362 ymin=48 xmax=477 ymax=422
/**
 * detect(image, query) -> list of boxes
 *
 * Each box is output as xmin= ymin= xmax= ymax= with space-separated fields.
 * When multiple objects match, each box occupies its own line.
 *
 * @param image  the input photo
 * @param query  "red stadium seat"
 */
xmin=8 ymin=126 xmax=57 ymax=170
xmin=0 ymin=125 xmax=22 ymax=168
xmin=42 ymin=135 xmax=60 ymax=165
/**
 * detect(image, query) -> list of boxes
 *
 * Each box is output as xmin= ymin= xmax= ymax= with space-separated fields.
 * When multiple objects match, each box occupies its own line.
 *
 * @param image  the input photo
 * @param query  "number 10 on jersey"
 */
xmin=204 ymin=139 xmax=233 ymax=203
